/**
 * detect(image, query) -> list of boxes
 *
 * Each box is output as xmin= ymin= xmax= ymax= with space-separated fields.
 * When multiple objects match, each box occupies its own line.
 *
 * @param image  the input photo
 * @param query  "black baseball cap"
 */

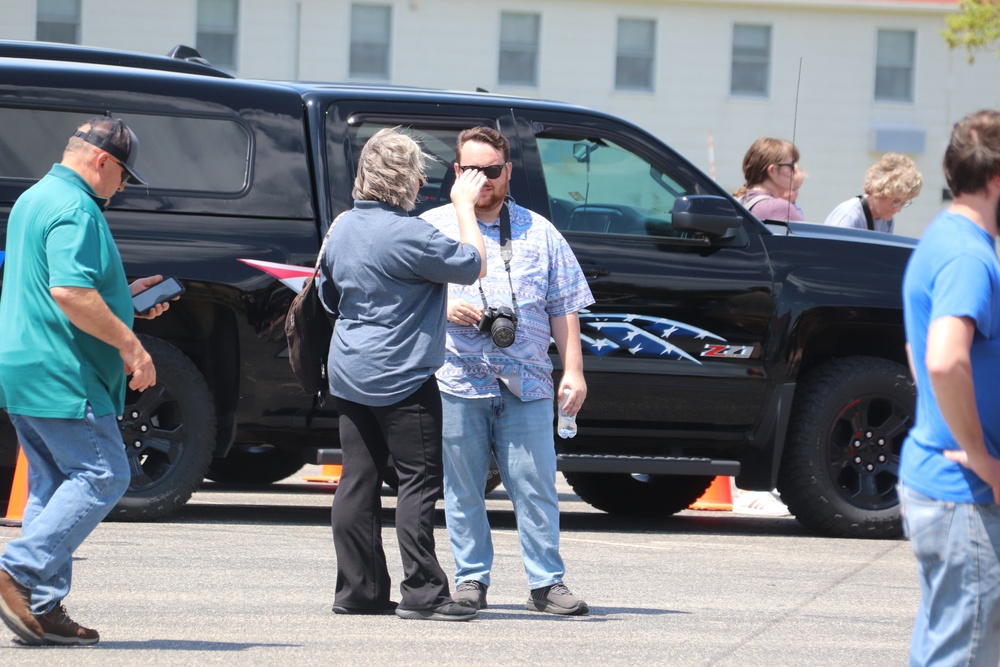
xmin=74 ymin=117 xmax=147 ymax=185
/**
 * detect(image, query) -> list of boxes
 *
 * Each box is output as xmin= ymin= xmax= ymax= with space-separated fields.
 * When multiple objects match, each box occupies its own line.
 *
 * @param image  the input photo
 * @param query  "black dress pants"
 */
xmin=331 ymin=378 xmax=451 ymax=610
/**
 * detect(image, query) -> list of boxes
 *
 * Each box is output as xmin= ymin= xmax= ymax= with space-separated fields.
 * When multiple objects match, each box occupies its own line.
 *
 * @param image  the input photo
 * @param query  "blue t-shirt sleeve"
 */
xmin=413 ymin=221 xmax=482 ymax=286
xmin=46 ymin=212 xmax=102 ymax=289
xmin=930 ymin=256 xmax=994 ymax=336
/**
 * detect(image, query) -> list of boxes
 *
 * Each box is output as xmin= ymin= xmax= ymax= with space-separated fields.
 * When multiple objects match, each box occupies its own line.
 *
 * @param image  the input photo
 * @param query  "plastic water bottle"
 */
xmin=557 ymin=389 xmax=577 ymax=439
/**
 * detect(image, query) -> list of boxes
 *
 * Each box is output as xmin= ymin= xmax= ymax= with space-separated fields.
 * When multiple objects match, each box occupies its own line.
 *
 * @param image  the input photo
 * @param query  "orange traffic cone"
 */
xmin=1 ymin=447 xmax=29 ymax=527
xmin=689 ymin=475 xmax=733 ymax=511
xmin=303 ymin=464 xmax=342 ymax=485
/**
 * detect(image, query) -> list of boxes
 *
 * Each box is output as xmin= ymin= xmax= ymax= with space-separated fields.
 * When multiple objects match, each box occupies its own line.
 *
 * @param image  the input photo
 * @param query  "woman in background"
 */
xmin=824 ymin=153 xmax=922 ymax=233
xmin=734 ymin=137 xmax=805 ymax=222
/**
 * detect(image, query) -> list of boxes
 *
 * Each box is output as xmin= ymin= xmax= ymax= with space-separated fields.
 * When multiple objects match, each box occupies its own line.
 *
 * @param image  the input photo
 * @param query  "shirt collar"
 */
xmin=48 ymin=163 xmax=110 ymax=209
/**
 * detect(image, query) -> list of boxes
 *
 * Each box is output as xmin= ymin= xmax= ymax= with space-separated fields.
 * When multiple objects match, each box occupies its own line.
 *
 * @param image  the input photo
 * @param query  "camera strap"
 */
xmin=499 ymin=202 xmax=512 ymax=266
xmin=478 ymin=202 xmax=519 ymax=317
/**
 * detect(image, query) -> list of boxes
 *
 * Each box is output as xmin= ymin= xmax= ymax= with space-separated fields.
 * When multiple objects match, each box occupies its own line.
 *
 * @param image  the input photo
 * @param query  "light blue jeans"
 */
xmin=441 ymin=384 xmax=565 ymax=590
xmin=899 ymin=483 xmax=1000 ymax=667
xmin=1 ymin=405 xmax=130 ymax=615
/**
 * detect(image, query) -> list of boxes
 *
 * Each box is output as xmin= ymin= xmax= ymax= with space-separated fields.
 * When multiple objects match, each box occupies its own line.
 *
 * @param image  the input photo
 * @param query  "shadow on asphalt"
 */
xmin=67 ymin=640 xmax=301 ymax=651
xmin=483 ymin=604 xmax=688 ymax=618
xmin=171 ymin=481 xmax=813 ymax=539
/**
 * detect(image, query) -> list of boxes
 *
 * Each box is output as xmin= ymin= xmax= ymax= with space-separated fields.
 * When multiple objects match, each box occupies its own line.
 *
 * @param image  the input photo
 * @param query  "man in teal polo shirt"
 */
xmin=0 ymin=117 xmax=171 ymax=646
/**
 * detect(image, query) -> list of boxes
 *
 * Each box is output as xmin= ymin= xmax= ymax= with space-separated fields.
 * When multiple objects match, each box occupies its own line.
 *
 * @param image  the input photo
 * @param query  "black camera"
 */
xmin=478 ymin=305 xmax=518 ymax=347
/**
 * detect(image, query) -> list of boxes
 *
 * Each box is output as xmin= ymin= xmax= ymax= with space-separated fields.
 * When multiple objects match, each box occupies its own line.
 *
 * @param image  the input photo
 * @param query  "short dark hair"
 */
xmin=456 ymin=126 xmax=509 ymax=163
xmin=944 ymin=109 xmax=1000 ymax=197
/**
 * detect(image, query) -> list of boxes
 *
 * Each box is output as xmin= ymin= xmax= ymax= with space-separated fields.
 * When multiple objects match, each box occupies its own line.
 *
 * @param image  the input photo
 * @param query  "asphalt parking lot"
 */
xmin=0 ymin=467 xmax=919 ymax=666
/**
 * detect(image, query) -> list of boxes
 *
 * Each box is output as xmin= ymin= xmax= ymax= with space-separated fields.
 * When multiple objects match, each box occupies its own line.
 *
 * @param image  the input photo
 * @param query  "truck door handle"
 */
xmin=579 ymin=262 xmax=609 ymax=279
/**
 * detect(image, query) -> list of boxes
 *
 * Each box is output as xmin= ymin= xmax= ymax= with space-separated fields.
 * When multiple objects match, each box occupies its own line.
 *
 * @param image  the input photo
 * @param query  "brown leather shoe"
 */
xmin=0 ymin=570 xmax=43 ymax=645
xmin=35 ymin=604 xmax=99 ymax=646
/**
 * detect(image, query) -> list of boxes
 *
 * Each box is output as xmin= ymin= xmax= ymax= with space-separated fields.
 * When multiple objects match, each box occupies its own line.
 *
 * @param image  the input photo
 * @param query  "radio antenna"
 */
xmin=786 ymin=57 xmax=803 ymax=221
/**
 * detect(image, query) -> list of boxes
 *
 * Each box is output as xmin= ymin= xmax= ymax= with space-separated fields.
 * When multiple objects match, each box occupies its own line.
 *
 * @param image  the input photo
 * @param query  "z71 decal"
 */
xmin=700 ymin=344 xmax=754 ymax=359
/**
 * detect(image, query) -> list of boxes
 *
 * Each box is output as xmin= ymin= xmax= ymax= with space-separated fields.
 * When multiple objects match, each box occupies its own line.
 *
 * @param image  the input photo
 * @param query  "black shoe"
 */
xmin=332 ymin=601 xmax=398 ymax=615
xmin=395 ymin=601 xmax=478 ymax=622
xmin=526 ymin=582 xmax=589 ymax=616
xmin=453 ymin=580 xmax=488 ymax=610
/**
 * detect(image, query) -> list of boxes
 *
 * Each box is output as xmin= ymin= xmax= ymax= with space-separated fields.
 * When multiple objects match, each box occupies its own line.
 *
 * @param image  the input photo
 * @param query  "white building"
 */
xmin=3 ymin=0 xmax=999 ymax=237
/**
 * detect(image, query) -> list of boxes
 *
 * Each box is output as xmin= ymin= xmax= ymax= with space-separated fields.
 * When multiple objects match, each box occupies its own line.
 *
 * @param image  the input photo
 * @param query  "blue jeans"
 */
xmin=899 ymin=483 xmax=1000 ymax=667
xmin=1 ymin=405 xmax=130 ymax=615
xmin=441 ymin=384 xmax=565 ymax=590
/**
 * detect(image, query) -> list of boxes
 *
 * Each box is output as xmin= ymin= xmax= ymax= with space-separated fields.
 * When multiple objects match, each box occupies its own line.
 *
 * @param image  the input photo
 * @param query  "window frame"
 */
xmin=349 ymin=3 xmax=393 ymax=81
xmin=196 ymin=0 xmax=240 ymax=73
xmin=615 ymin=17 xmax=656 ymax=92
xmin=498 ymin=11 xmax=541 ymax=88
xmin=730 ymin=23 xmax=772 ymax=98
xmin=36 ymin=0 xmax=81 ymax=45
xmin=874 ymin=28 xmax=916 ymax=104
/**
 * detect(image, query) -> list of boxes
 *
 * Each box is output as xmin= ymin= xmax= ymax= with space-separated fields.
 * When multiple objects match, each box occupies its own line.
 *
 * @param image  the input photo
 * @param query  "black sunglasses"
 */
xmin=458 ymin=163 xmax=507 ymax=179
xmin=109 ymin=156 xmax=131 ymax=184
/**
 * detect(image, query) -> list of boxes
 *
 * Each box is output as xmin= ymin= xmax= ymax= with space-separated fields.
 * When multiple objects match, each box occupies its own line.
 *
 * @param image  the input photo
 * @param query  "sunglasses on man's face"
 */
xmin=458 ymin=163 xmax=507 ymax=179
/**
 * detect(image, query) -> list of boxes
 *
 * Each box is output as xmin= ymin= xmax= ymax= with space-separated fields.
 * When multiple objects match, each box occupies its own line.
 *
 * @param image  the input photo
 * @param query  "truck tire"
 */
xmin=206 ymin=444 xmax=305 ymax=485
xmin=563 ymin=472 xmax=714 ymax=517
xmin=778 ymin=357 xmax=914 ymax=539
xmin=108 ymin=335 xmax=217 ymax=521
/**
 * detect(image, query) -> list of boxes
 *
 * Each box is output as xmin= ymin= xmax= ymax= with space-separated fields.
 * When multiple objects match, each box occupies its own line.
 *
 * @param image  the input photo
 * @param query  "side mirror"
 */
xmin=672 ymin=195 xmax=743 ymax=238
xmin=573 ymin=142 xmax=597 ymax=163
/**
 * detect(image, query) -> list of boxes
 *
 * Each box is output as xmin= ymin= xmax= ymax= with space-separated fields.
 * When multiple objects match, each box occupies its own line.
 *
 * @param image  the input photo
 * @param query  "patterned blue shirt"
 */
xmin=422 ymin=198 xmax=594 ymax=402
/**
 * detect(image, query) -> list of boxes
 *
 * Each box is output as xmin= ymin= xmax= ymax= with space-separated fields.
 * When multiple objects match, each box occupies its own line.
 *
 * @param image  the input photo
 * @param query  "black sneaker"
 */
xmin=453 ymin=580 xmax=488 ymax=610
xmin=35 ymin=604 xmax=99 ymax=645
xmin=525 ymin=583 xmax=589 ymax=616
xmin=331 ymin=600 xmax=398 ymax=615
xmin=395 ymin=601 xmax=478 ymax=622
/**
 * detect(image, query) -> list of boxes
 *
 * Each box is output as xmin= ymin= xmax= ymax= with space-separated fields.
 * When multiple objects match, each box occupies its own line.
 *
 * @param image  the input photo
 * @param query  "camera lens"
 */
xmin=491 ymin=318 xmax=516 ymax=347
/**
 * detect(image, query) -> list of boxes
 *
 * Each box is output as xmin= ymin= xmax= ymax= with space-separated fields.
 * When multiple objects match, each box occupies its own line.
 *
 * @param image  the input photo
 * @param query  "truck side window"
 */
xmin=0 ymin=107 xmax=87 ymax=181
xmin=536 ymin=134 xmax=689 ymax=239
xmin=0 ymin=106 xmax=250 ymax=195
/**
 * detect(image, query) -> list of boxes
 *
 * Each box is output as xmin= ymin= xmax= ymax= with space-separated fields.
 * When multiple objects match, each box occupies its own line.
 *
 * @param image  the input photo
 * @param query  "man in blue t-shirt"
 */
xmin=900 ymin=109 xmax=1000 ymax=667
xmin=0 ymin=118 xmax=171 ymax=646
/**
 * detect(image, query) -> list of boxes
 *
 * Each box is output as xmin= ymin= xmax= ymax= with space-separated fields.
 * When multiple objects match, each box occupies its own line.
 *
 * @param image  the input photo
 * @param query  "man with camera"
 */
xmin=422 ymin=126 xmax=594 ymax=616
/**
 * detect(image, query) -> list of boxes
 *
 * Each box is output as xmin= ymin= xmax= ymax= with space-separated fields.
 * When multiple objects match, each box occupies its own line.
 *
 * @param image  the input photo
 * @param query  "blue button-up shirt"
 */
xmin=422 ymin=199 xmax=594 ymax=402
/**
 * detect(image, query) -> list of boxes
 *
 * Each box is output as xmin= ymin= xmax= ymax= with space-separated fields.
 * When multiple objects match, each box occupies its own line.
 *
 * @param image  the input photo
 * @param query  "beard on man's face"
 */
xmin=475 ymin=176 xmax=509 ymax=214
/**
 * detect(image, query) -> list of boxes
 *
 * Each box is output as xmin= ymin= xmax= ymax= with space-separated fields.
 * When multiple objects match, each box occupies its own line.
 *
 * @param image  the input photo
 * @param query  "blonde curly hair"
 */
xmin=863 ymin=153 xmax=923 ymax=200
xmin=352 ymin=128 xmax=429 ymax=212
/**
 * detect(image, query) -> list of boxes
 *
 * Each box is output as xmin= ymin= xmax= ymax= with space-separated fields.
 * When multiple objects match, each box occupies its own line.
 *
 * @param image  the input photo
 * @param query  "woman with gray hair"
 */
xmin=824 ymin=153 xmax=923 ymax=233
xmin=316 ymin=128 xmax=487 ymax=621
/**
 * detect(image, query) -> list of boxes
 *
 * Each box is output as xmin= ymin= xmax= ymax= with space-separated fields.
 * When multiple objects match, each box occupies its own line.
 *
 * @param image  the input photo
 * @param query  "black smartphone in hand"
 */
xmin=133 ymin=276 xmax=185 ymax=314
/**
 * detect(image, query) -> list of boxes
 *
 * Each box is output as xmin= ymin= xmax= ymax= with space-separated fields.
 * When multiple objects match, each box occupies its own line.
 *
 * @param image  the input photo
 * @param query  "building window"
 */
xmin=36 ymin=0 xmax=80 ymax=44
xmin=499 ymin=12 xmax=540 ymax=87
xmin=615 ymin=18 xmax=655 ymax=91
xmin=875 ymin=29 xmax=915 ymax=103
xmin=197 ymin=0 xmax=239 ymax=72
xmin=731 ymin=24 xmax=771 ymax=97
xmin=350 ymin=4 xmax=392 ymax=80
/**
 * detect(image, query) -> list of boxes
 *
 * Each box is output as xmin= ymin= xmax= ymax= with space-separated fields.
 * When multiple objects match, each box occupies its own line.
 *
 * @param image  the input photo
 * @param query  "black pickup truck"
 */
xmin=0 ymin=41 xmax=915 ymax=538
